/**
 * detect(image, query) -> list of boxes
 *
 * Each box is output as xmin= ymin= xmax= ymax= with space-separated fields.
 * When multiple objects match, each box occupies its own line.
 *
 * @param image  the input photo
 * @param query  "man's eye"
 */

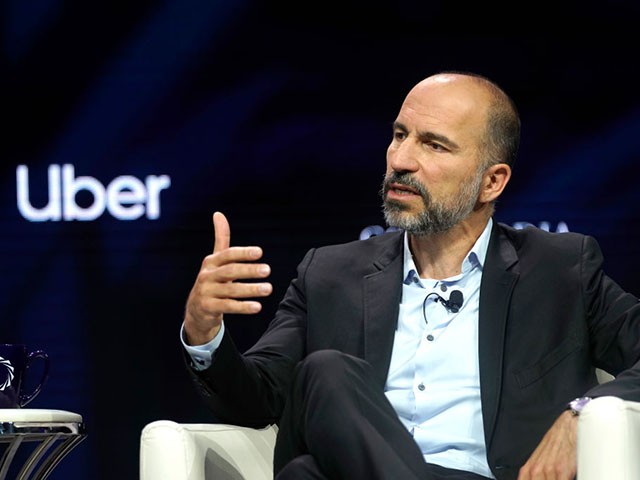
xmin=393 ymin=131 xmax=406 ymax=140
xmin=427 ymin=142 xmax=446 ymax=151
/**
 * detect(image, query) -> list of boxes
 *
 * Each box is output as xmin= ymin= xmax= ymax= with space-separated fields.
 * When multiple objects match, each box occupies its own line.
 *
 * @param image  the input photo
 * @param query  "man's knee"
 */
xmin=294 ymin=350 xmax=370 ymax=391
xmin=276 ymin=454 xmax=326 ymax=480
xmin=301 ymin=349 xmax=348 ymax=369
xmin=298 ymin=350 xmax=350 ymax=378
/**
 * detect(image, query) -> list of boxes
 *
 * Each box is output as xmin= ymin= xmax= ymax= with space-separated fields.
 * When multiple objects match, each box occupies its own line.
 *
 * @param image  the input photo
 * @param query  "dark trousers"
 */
xmin=274 ymin=349 xmax=492 ymax=480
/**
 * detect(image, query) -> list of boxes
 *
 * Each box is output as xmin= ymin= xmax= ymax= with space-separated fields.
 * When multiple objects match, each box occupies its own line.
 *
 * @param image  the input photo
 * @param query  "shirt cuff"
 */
xmin=180 ymin=321 xmax=225 ymax=371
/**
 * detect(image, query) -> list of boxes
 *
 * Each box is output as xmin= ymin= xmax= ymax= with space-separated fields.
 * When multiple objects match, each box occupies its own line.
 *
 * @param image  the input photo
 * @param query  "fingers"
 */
xmin=208 ymin=212 xmax=267 ymax=278
xmin=206 ymin=245 xmax=264 ymax=266
xmin=214 ymin=281 xmax=273 ymax=299
xmin=199 ymin=291 xmax=272 ymax=316
xmin=202 ymin=247 xmax=266 ymax=272
xmin=199 ymin=211 xmax=272 ymax=312
xmin=213 ymin=211 xmax=231 ymax=254
xmin=201 ymin=260 xmax=270 ymax=283
xmin=196 ymin=257 xmax=271 ymax=310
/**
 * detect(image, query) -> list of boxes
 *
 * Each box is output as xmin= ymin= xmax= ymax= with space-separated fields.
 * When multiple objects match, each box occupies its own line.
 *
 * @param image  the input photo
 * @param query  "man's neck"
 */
xmin=409 ymin=215 xmax=490 ymax=280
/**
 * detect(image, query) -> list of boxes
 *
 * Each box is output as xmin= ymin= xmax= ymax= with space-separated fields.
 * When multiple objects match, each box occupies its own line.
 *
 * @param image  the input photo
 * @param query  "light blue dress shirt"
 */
xmin=385 ymin=218 xmax=494 ymax=478
xmin=182 ymin=219 xmax=495 ymax=478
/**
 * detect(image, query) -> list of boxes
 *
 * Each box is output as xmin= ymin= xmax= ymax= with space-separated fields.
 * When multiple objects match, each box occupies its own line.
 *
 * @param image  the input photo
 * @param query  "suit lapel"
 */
xmin=479 ymin=222 xmax=519 ymax=448
xmin=363 ymin=232 xmax=404 ymax=388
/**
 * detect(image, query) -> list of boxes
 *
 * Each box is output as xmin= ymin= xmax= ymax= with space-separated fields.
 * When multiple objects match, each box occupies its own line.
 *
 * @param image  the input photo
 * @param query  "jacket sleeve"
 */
xmin=581 ymin=235 xmax=640 ymax=400
xmin=184 ymin=248 xmax=315 ymax=427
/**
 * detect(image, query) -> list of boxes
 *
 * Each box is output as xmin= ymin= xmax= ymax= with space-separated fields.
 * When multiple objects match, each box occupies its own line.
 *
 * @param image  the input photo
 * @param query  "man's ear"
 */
xmin=479 ymin=163 xmax=511 ymax=204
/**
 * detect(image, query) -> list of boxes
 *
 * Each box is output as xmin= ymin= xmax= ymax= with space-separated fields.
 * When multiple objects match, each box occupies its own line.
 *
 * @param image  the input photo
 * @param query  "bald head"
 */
xmin=406 ymin=72 xmax=520 ymax=169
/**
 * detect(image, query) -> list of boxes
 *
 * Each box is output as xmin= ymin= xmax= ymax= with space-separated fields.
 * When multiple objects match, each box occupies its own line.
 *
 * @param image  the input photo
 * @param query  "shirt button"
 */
xmin=418 ymin=383 xmax=425 ymax=391
xmin=440 ymin=284 xmax=447 ymax=292
xmin=426 ymin=334 xmax=434 ymax=341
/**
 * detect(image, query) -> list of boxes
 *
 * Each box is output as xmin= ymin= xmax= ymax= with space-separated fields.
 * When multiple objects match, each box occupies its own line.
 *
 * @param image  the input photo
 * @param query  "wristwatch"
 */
xmin=567 ymin=396 xmax=592 ymax=416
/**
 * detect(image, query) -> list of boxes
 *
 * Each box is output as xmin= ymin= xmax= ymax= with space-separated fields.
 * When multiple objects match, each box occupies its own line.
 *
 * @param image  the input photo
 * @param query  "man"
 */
xmin=181 ymin=71 xmax=640 ymax=480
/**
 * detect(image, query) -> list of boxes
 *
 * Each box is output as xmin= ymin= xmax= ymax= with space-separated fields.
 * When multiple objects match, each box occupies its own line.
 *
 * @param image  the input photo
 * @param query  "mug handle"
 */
xmin=19 ymin=350 xmax=50 ymax=407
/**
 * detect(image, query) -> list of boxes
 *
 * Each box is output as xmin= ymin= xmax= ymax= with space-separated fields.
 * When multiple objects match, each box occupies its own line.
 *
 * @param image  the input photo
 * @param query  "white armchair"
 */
xmin=140 ymin=421 xmax=277 ymax=480
xmin=140 ymin=396 xmax=640 ymax=480
xmin=577 ymin=396 xmax=640 ymax=480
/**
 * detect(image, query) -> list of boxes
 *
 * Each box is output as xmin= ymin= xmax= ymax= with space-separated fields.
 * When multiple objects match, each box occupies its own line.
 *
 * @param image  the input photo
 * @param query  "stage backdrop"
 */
xmin=3 ymin=1 xmax=640 ymax=478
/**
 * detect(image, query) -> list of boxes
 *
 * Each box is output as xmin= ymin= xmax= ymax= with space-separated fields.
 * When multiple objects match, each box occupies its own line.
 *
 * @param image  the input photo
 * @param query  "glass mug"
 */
xmin=0 ymin=344 xmax=50 ymax=408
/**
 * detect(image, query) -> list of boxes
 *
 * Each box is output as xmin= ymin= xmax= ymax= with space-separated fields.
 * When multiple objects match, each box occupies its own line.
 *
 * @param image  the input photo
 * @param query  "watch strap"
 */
xmin=567 ymin=396 xmax=592 ymax=416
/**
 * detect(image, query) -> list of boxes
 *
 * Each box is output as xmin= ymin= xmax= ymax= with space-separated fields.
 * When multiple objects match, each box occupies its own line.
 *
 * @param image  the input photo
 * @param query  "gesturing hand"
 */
xmin=183 ymin=211 xmax=272 ymax=346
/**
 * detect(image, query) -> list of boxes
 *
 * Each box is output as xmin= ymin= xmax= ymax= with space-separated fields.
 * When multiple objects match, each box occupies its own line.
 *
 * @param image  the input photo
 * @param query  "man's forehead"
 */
xmin=399 ymin=81 xmax=489 ymax=129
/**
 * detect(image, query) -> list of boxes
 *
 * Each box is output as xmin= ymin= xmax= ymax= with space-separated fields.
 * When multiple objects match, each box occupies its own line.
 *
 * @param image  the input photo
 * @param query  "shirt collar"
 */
xmin=402 ymin=217 xmax=493 ymax=286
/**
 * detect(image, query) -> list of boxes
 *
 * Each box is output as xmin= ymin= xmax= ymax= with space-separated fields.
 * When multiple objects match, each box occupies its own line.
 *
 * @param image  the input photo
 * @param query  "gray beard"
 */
xmin=380 ymin=171 xmax=483 ymax=236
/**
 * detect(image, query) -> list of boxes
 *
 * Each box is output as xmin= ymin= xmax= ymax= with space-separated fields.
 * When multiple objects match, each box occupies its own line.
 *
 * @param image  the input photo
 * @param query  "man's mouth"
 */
xmin=388 ymin=182 xmax=420 ymax=196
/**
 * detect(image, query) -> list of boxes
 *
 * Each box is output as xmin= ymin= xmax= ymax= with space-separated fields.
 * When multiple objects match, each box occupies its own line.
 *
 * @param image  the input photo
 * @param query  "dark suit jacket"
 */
xmin=188 ymin=220 xmax=640 ymax=480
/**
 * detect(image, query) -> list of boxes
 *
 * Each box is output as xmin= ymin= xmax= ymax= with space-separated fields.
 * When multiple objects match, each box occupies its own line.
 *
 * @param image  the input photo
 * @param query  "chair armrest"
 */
xmin=577 ymin=396 xmax=640 ymax=480
xmin=140 ymin=421 xmax=277 ymax=480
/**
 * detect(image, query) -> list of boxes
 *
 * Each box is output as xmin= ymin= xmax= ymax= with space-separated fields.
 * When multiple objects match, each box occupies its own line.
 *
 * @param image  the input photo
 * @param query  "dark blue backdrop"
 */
xmin=3 ymin=1 xmax=640 ymax=478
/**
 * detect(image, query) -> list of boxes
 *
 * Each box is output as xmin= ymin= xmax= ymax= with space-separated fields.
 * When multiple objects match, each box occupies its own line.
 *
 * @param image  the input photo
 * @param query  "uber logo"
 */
xmin=16 ymin=164 xmax=171 ymax=222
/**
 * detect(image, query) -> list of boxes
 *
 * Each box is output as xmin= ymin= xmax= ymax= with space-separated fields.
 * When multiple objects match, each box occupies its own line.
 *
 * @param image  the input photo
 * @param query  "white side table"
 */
xmin=0 ymin=409 xmax=86 ymax=480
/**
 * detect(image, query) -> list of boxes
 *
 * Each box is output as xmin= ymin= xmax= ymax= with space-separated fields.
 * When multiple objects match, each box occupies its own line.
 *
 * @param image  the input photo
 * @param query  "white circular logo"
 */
xmin=0 ymin=357 xmax=15 ymax=390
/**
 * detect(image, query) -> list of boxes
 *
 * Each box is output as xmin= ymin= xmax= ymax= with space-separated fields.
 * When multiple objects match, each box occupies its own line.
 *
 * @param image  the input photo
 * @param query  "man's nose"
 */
xmin=387 ymin=141 xmax=419 ymax=173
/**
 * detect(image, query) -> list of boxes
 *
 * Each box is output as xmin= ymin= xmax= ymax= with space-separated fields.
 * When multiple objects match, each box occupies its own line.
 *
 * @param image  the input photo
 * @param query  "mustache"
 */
xmin=382 ymin=172 xmax=429 ymax=199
